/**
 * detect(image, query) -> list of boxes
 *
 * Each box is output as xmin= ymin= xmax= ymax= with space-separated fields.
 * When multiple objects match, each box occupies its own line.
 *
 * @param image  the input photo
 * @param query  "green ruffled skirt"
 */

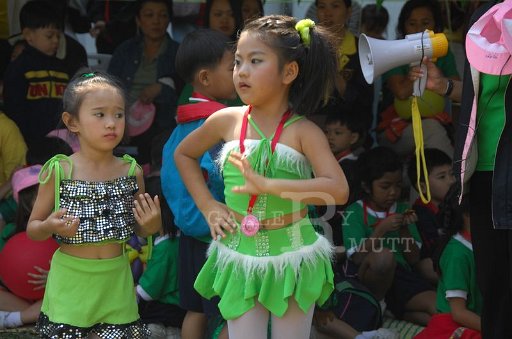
xmin=194 ymin=217 xmax=334 ymax=319
xmin=38 ymin=249 xmax=149 ymax=338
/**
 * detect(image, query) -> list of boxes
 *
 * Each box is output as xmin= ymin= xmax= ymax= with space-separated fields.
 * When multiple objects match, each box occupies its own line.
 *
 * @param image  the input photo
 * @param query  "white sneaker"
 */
xmin=373 ymin=328 xmax=400 ymax=339
xmin=0 ymin=311 xmax=10 ymax=329
xmin=361 ymin=328 xmax=400 ymax=339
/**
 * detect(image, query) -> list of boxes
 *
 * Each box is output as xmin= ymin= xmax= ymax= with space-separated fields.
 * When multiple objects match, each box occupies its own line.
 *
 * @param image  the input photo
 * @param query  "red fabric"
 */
xmin=415 ymin=313 xmax=481 ymax=339
xmin=414 ymin=197 xmax=439 ymax=214
xmin=377 ymin=104 xmax=452 ymax=143
xmin=176 ymin=92 xmax=226 ymax=123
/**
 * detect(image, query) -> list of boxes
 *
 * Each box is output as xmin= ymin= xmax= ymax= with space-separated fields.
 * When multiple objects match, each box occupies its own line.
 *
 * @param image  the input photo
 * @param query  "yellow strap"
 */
xmin=411 ymin=97 xmax=431 ymax=203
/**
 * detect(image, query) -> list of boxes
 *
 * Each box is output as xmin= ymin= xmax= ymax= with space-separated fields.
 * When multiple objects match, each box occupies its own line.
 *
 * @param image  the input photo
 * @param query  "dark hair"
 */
xmin=408 ymin=148 xmax=452 ymax=189
xmin=241 ymin=0 xmax=264 ymax=24
xmin=62 ymin=70 xmax=126 ymax=119
xmin=396 ymin=0 xmax=443 ymax=38
xmin=14 ymin=185 xmax=39 ymax=234
xmin=315 ymin=0 xmax=352 ymax=8
xmin=176 ymin=29 xmax=232 ymax=83
xmin=135 ymin=0 xmax=173 ymax=19
xmin=144 ymin=176 xmax=178 ymax=238
xmin=20 ymin=0 xmax=63 ymax=30
xmin=357 ymin=146 xmax=402 ymax=188
xmin=204 ymin=0 xmax=243 ymax=41
xmin=26 ymin=136 xmax=73 ymax=165
xmin=361 ymin=4 xmax=389 ymax=35
xmin=324 ymin=111 xmax=365 ymax=149
xmin=432 ymin=183 xmax=469 ymax=275
xmin=241 ymin=15 xmax=337 ymax=116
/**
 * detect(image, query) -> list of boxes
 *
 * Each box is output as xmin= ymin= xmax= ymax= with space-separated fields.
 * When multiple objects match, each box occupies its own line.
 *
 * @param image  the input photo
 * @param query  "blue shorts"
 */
xmin=178 ymin=234 xmax=221 ymax=316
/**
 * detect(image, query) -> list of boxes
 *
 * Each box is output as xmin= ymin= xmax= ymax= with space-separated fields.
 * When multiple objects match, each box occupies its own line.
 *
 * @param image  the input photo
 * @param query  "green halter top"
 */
xmin=220 ymin=114 xmax=312 ymax=220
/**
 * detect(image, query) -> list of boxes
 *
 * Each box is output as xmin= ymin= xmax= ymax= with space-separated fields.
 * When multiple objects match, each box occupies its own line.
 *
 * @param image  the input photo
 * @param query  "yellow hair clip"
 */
xmin=295 ymin=19 xmax=315 ymax=47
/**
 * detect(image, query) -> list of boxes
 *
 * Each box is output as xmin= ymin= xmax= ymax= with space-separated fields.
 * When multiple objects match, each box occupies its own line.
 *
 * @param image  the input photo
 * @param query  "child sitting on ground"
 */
xmin=343 ymin=147 xmax=436 ymax=326
xmin=137 ymin=174 xmax=186 ymax=338
xmin=408 ymin=148 xmax=455 ymax=285
xmin=322 ymin=111 xmax=365 ymax=245
xmin=0 ymin=165 xmax=51 ymax=329
xmin=415 ymin=188 xmax=481 ymax=338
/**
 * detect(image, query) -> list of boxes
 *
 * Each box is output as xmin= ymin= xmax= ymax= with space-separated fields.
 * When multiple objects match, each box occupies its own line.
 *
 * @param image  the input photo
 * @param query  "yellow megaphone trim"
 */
xmin=412 ymin=97 xmax=431 ymax=204
xmin=409 ymin=30 xmax=448 ymax=204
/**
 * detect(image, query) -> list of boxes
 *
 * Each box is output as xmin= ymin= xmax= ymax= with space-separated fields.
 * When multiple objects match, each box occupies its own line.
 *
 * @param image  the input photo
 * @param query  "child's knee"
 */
xmin=366 ymin=248 xmax=396 ymax=274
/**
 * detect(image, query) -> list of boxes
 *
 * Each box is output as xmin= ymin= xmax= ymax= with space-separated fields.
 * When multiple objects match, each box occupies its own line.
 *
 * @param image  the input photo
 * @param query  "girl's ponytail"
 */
xmin=291 ymin=19 xmax=337 ymax=115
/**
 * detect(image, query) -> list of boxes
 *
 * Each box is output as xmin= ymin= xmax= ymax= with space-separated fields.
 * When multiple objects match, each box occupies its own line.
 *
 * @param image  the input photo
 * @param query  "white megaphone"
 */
xmin=359 ymin=30 xmax=448 ymax=96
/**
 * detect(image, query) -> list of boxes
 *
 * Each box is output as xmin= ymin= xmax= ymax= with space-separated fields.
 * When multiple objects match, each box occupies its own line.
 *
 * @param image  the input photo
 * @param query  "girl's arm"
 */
xmin=229 ymin=119 xmax=348 ymax=206
xmin=27 ymin=172 xmax=79 ymax=241
xmin=448 ymin=297 xmax=481 ymax=331
xmin=174 ymin=109 xmax=238 ymax=239
xmin=133 ymin=167 xmax=161 ymax=237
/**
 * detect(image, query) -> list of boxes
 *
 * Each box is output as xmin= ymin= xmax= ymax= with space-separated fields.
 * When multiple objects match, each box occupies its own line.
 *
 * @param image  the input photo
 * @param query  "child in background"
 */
xmin=377 ymin=0 xmax=459 ymax=158
xmin=174 ymin=15 xmax=348 ymax=338
xmin=360 ymin=4 xmax=389 ymax=39
xmin=2 ymin=1 xmax=69 ymax=146
xmin=314 ymin=0 xmax=374 ymax=140
xmin=321 ymin=111 xmax=365 ymax=246
xmin=0 ymin=135 xmax=72 ymax=241
xmin=0 ymin=112 xmax=27 ymax=231
xmin=161 ymin=28 xmax=236 ymax=339
xmin=27 ymin=71 xmax=161 ymax=338
xmin=137 ymin=176 xmax=186 ymax=339
xmin=408 ymin=148 xmax=455 ymax=285
xmin=0 ymin=165 xmax=49 ymax=329
xmin=343 ymin=147 xmax=436 ymax=326
xmin=416 ymin=190 xmax=482 ymax=338
xmin=178 ymin=0 xmax=243 ymax=108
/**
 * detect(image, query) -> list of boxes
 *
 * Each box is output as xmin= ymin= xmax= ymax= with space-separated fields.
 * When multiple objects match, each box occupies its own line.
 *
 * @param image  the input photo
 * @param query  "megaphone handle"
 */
xmin=413 ymin=63 xmax=428 ymax=97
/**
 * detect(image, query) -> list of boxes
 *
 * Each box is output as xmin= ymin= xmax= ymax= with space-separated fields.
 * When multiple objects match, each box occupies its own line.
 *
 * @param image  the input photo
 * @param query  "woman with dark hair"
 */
xmin=241 ymin=0 xmax=264 ymax=25
xmin=178 ymin=0 xmax=243 ymax=106
xmin=108 ymin=0 xmax=180 ymax=165
xmin=204 ymin=0 xmax=243 ymax=41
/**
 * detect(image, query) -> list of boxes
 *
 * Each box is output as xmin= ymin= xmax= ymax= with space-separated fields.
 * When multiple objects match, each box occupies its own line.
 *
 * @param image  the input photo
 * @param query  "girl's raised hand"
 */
xmin=45 ymin=209 xmax=79 ymax=238
xmin=201 ymin=200 xmax=237 ymax=240
xmin=133 ymin=193 xmax=161 ymax=235
xmin=228 ymin=152 xmax=267 ymax=195
xmin=28 ymin=264 xmax=49 ymax=290
xmin=402 ymin=209 xmax=418 ymax=226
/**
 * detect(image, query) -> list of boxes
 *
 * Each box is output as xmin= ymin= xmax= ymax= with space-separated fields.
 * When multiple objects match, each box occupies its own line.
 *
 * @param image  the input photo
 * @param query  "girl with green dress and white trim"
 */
xmin=27 ymin=71 xmax=162 ymax=338
xmin=174 ymin=15 xmax=349 ymax=339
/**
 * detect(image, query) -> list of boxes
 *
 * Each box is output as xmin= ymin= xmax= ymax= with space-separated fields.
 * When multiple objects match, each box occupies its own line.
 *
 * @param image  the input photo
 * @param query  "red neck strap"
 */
xmin=239 ymin=106 xmax=291 ymax=214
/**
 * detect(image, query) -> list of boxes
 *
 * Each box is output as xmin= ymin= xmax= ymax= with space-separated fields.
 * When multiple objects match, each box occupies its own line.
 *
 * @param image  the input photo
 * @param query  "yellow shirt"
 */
xmin=0 ymin=112 xmax=27 ymax=186
xmin=337 ymin=31 xmax=357 ymax=71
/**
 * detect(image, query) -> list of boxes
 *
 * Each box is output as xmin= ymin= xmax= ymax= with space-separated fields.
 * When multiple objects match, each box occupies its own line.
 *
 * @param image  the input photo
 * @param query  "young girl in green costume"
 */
xmin=174 ymin=15 xmax=348 ymax=339
xmin=27 ymin=71 xmax=162 ymax=338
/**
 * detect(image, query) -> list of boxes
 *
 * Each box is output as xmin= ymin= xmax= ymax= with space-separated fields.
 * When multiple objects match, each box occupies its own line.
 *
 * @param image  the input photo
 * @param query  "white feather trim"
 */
xmin=207 ymin=235 xmax=334 ymax=278
xmin=216 ymin=140 xmax=312 ymax=178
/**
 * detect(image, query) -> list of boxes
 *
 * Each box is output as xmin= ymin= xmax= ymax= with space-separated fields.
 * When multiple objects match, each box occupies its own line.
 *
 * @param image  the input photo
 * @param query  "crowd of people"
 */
xmin=0 ymin=0 xmax=510 ymax=338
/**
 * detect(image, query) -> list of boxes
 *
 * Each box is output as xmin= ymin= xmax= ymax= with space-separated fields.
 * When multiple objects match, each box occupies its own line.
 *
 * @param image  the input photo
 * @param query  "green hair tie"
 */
xmin=295 ymin=19 xmax=315 ymax=47
xmin=80 ymin=72 xmax=96 ymax=78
